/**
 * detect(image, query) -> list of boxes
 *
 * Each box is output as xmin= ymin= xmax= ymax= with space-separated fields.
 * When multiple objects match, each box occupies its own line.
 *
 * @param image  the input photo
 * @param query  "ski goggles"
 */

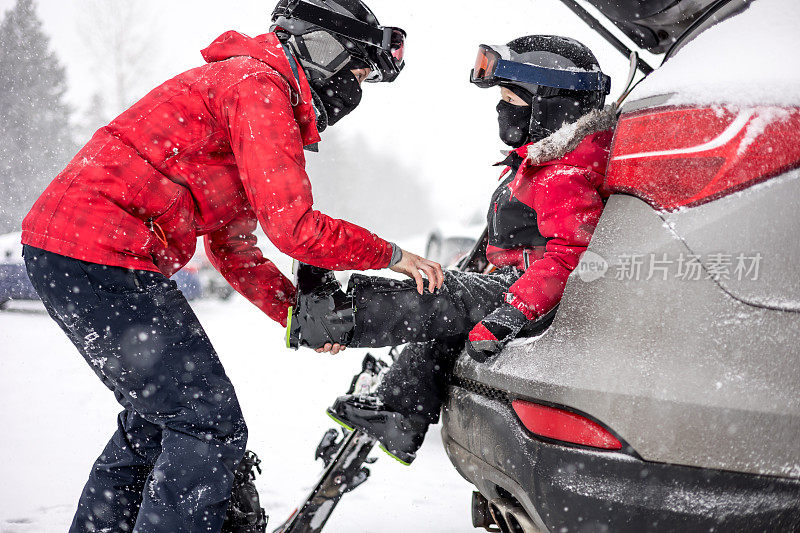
xmin=276 ymin=0 xmax=406 ymax=83
xmin=470 ymin=44 xmax=611 ymax=94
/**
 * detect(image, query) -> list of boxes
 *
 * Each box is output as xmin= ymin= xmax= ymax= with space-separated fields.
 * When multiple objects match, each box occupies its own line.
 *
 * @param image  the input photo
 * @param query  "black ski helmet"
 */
xmin=471 ymin=35 xmax=611 ymax=144
xmin=271 ymin=0 xmax=406 ymax=83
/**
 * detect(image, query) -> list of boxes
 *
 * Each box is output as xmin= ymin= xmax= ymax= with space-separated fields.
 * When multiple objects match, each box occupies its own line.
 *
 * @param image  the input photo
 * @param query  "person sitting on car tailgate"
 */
xmin=288 ymin=35 xmax=616 ymax=465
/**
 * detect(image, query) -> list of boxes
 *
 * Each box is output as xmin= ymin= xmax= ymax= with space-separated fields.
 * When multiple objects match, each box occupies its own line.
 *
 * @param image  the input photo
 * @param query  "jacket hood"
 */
xmin=524 ymin=107 xmax=617 ymax=172
xmin=202 ymin=31 xmax=320 ymax=146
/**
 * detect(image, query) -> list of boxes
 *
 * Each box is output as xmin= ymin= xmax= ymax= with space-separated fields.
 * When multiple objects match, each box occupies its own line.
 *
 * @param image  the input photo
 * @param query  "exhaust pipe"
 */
xmin=471 ymin=491 xmax=500 ymax=531
xmin=470 ymin=491 xmax=542 ymax=533
xmin=488 ymin=498 xmax=540 ymax=533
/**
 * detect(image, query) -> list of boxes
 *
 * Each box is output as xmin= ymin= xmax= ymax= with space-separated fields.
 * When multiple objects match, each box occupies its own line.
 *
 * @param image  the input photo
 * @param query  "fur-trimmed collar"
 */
xmin=526 ymin=107 xmax=618 ymax=165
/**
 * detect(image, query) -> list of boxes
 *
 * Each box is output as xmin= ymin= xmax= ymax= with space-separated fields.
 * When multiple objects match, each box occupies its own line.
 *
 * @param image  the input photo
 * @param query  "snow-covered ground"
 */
xmin=0 ymin=295 xmax=474 ymax=532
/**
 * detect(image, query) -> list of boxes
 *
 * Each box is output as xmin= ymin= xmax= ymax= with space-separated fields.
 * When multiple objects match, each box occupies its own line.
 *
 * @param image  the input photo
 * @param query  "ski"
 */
xmin=273 ymin=351 xmax=391 ymax=533
xmin=273 ymin=429 xmax=376 ymax=533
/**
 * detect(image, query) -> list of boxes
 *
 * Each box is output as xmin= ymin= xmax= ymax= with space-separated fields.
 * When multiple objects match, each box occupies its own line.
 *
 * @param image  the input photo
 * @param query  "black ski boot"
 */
xmin=221 ymin=451 xmax=268 ymax=533
xmin=326 ymin=394 xmax=429 ymax=465
xmin=287 ymin=263 xmax=355 ymax=349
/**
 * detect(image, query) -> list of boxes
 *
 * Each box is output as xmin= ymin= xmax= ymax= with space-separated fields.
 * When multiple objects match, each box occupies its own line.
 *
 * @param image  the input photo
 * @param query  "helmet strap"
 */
xmin=309 ymin=86 xmax=329 ymax=132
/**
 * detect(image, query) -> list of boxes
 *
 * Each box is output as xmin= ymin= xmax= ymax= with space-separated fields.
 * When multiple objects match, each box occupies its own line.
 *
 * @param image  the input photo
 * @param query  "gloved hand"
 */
xmin=466 ymin=304 xmax=530 ymax=363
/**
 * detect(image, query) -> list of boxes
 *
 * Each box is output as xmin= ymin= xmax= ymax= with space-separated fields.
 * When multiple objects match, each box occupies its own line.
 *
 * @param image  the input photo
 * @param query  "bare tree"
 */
xmin=307 ymin=130 xmax=437 ymax=241
xmin=76 ymin=0 xmax=162 ymax=121
xmin=77 ymin=91 xmax=108 ymax=142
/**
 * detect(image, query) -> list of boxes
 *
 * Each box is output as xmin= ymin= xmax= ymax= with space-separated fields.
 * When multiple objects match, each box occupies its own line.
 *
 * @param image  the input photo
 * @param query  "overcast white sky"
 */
xmin=1 ymin=0 xmax=653 ymax=225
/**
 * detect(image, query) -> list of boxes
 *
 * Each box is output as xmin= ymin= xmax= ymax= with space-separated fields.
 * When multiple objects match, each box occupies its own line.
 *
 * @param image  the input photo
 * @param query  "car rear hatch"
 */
xmin=576 ymin=0 xmax=752 ymax=55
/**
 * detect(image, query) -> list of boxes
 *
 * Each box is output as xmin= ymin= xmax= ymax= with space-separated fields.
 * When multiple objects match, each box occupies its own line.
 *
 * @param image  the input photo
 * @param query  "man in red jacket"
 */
xmin=288 ymin=36 xmax=615 ymax=465
xmin=20 ymin=1 xmax=441 ymax=531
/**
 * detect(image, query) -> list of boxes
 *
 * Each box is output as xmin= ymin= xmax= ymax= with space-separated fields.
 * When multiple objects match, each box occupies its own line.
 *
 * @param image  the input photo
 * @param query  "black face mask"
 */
xmin=311 ymin=69 xmax=363 ymax=128
xmin=496 ymin=100 xmax=532 ymax=148
xmin=531 ymin=95 xmax=584 ymax=141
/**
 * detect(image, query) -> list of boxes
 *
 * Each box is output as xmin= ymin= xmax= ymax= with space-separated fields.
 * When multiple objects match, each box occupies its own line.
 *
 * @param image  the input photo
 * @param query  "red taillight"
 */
xmin=606 ymin=106 xmax=800 ymax=211
xmin=511 ymin=399 xmax=622 ymax=450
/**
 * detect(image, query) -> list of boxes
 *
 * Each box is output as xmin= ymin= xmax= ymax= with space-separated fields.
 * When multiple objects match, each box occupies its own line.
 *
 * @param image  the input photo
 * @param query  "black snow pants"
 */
xmin=23 ymin=246 xmax=247 ymax=533
xmin=348 ymin=267 xmax=521 ymax=423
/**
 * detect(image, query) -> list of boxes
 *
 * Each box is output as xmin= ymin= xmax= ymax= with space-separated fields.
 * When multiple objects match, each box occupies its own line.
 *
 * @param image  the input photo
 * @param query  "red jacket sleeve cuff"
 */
xmin=378 ymin=240 xmax=394 ymax=268
xmin=504 ymin=292 xmax=537 ymax=321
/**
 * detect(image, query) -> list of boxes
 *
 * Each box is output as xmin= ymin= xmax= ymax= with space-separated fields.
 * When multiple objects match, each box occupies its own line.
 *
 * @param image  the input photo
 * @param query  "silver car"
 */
xmin=442 ymin=1 xmax=800 ymax=531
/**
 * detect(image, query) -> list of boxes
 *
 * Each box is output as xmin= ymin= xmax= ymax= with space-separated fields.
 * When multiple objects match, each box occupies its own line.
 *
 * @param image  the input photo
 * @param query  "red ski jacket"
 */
xmin=486 ymin=128 xmax=613 ymax=319
xmin=22 ymin=31 xmax=393 ymax=325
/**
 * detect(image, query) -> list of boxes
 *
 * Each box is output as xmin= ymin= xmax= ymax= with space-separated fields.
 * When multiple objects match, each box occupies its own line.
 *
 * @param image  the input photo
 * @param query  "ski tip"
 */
xmin=378 ymin=444 xmax=413 ymax=466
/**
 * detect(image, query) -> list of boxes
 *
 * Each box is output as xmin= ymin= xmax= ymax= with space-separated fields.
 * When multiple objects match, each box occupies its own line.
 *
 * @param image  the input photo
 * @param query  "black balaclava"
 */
xmin=496 ymin=100 xmax=532 ymax=148
xmin=497 ymin=87 xmax=586 ymax=148
xmin=310 ymin=68 xmax=363 ymax=127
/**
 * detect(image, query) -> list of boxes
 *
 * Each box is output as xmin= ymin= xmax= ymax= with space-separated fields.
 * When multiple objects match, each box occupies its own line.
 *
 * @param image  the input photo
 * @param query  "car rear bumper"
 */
xmin=442 ymin=384 xmax=800 ymax=533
